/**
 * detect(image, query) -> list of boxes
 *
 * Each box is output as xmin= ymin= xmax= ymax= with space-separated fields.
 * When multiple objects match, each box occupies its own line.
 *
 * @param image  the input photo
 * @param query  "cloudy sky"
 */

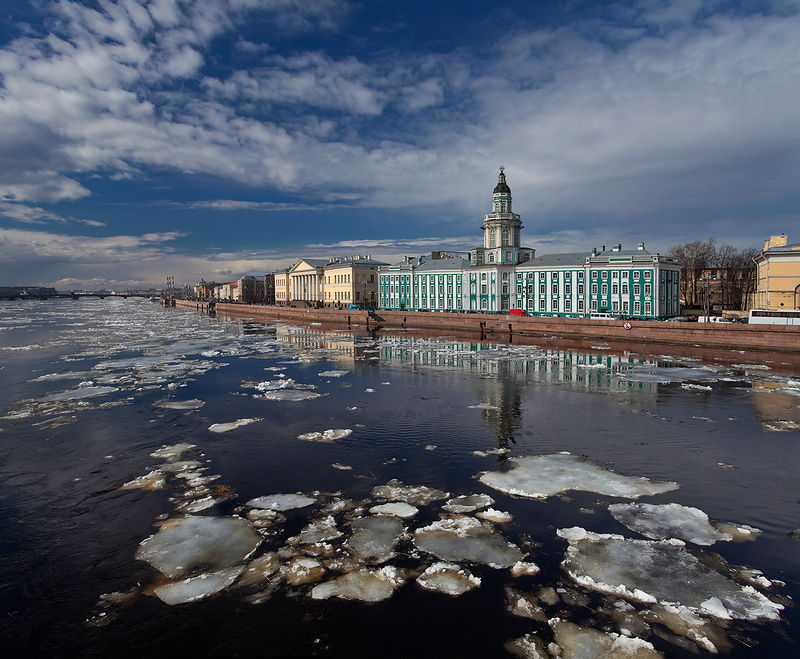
xmin=1 ymin=0 xmax=798 ymax=289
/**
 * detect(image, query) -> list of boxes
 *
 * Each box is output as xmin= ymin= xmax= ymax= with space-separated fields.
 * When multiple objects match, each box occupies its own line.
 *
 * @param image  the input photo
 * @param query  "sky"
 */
xmin=0 ymin=0 xmax=798 ymax=289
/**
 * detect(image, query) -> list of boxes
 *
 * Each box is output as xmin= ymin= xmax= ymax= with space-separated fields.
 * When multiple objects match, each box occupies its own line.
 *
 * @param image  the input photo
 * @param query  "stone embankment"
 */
xmin=172 ymin=300 xmax=800 ymax=353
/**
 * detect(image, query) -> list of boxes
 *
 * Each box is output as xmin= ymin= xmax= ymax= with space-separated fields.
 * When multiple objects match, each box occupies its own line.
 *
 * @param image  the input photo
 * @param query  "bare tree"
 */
xmin=669 ymin=239 xmax=716 ymax=307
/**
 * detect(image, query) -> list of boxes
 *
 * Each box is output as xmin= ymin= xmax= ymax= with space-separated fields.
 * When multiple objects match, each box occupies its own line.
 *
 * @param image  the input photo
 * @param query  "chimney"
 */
xmin=637 ymin=242 xmax=645 ymax=250
xmin=602 ymin=245 xmax=606 ymax=252
xmin=591 ymin=247 xmax=597 ymax=257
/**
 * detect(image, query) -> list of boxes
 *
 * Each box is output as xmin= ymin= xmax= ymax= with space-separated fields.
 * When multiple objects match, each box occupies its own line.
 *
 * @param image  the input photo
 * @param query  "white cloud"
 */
xmin=0 ymin=201 xmax=106 ymax=226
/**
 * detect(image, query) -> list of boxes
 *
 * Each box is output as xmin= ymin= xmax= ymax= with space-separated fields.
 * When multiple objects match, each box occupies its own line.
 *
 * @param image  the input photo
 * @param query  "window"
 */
xmin=591 ymin=284 xmax=598 ymax=295
xmin=506 ymin=251 xmax=512 ymax=261
xmin=622 ymin=283 xmax=628 ymax=295
xmin=634 ymin=301 xmax=641 ymax=314
xmin=565 ymin=283 xmax=571 ymax=295
xmin=644 ymin=284 xmax=651 ymax=296
xmin=622 ymin=271 xmax=628 ymax=279
xmin=578 ymin=271 xmax=584 ymax=280
xmin=644 ymin=271 xmax=652 ymax=280
xmin=540 ymin=299 xmax=546 ymax=310
xmin=481 ymin=273 xmax=487 ymax=281
xmin=502 ymin=284 xmax=509 ymax=294
xmin=540 ymin=272 xmax=546 ymax=280
xmin=612 ymin=271 xmax=618 ymax=279
xmin=502 ymin=272 xmax=509 ymax=280
xmin=540 ymin=283 xmax=546 ymax=295
xmin=623 ymin=301 xmax=629 ymax=313
xmin=527 ymin=272 xmax=534 ymax=279
xmin=590 ymin=300 xmax=598 ymax=311
xmin=612 ymin=301 xmax=619 ymax=311
xmin=489 ymin=253 xmax=495 ymax=262
xmin=565 ymin=299 xmax=572 ymax=311
xmin=601 ymin=284 xmax=608 ymax=296
xmin=553 ymin=272 xmax=559 ymax=280
xmin=565 ymin=272 xmax=571 ymax=279
xmin=645 ymin=302 xmax=652 ymax=315
xmin=481 ymin=284 xmax=487 ymax=294
xmin=553 ymin=300 xmax=559 ymax=312
xmin=634 ymin=284 xmax=641 ymax=296
xmin=578 ymin=284 xmax=584 ymax=295
xmin=552 ymin=284 xmax=558 ymax=296
xmin=591 ymin=271 xmax=598 ymax=280
xmin=578 ymin=300 xmax=585 ymax=311
xmin=612 ymin=284 xmax=618 ymax=295
xmin=517 ymin=284 xmax=523 ymax=294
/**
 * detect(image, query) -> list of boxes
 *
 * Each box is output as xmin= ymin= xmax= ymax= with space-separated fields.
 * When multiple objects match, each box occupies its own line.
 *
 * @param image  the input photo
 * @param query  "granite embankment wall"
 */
xmin=173 ymin=300 xmax=800 ymax=353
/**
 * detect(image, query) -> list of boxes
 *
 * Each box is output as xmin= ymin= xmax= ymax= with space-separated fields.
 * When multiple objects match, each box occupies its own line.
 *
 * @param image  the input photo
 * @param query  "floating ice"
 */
xmin=558 ymin=528 xmax=782 ymax=621
xmin=155 ymin=399 xmax=205 ymax=410
xmin=32 ymin=415 xmax=77 ymax=428
xmin=609 ymin=503 xmax=745 ymax=545
xmin=121 ymin=470 xmax=165 ymax=491
xmin=150 ymin=443 xmax=196 ymax=461
xmin=42 ymin=385 xmax=119 ymax=402
xmin=153 ymin=565 xmax=245 ymax=605
xmin=510 ymin=561 xmax=540 ymax=577
xmin=289 ymin=515 xmax=342 ymax=545
xmin=259 ymin=390 xmax=325 ymax=401
xmin=619 ymin=366 xmax=721 ymax=384
xmin=504 ymin=633 xmax=548 ymax=659
xmin=31 ymin=371 xmax=93 ymax=382
xmin=296 ymin=428 xmax=352 ymax=442
xmin=318 ymin=370 xmax=349 ymax=377
xmin=549 ymin=619 xmax=662 ymax=658
xmin=364 ymin=388 xmax=376 ymax=393
xmin=733 ymin=364 xmax=771 ymax=370
xmin=245 ymin=493 xmax=316 ymax=511
xmin=284 ymin=557 xmax=326 ymax=586
xmin=311 ymin=566 xmax=406 ymax=602
xmin=369 ymin=502 xmax=418 ymax=518
xmin=347 ymin=516 xmax=404 ymax=564
xmin=442 ymin=494 xmax=494 ymax=513
xmin=479 ymin=454 xmax=678 ymax=500
xmin=208 ymin=418 xmax=261 ymax=433
xmin=416 ymin=562 xmax=480 ymax=596
xmin=468 ymin=403 xmax=500 ymax=410
xmin=237 ymin=553 xmax=280 ymax=587
xmin=413 ymin=517 xmax=523 ymax=568
xmin=136 ymin=516 xmax=261 ymax=579
xmin=331 ymin=463 xmax=353 ymax=471
xmin=424 ymin=444 xmax=437 ymax=450
xmin=371 ymin=479 xmax=448 ymax=506
xmin=505 ymin=588 xmax=547 ymax=621
xmin=477 ymin=509 xmax=513 ymax=524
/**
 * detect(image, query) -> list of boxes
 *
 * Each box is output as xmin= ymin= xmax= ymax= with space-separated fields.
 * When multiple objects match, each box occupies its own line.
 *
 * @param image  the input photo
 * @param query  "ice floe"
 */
xmin=608 ymin=503 xmax=758 ymax=545
xmin=347 ymin=516 xmax=404 ymax=564
xmin=368 ymin=502 xmax=418 ymax=518
xmin=442 ymin=494 xmax=494 ymax=513
xmin=284 ymin=556 xmax=326 ymax=586
xmin=416 ymin=562 xmax=480 ymax=596
xmin=42 ymin=385 xmax=119 ymax=401
xmin=479 ymin=454 xmax=678 ymax=500
xmin=510 ymin=561 xmax=540 ymax=577
xmin=136 ymin=516 xmax=261 ymax=579
xmin=259 ymin=390 xmax=325 ymax=401
xmin=504 ymin=632 xmax=549 ymax=658
xmin=557 ymin=528 xmax=782 ymax=621
xmin=371 ymin=479 xmax=448 ymax=506
xmin=413 ymin=517 xmax=523 ymax=568
xmin=150 ymin=443 xmax=196 ymax=461
xmin=549 ymin=619 xmax=663 ymax=658
xmin=121 ymin=470 xmax=166 ymax=490
xmin=155 ymin=399 xmax=205 ymax=410
xmin=154 ymin=565 xmax=246 ymax=605
xmin=208 ymin=418 xmax=261 ymax=433
xmin=245 ymin=493 xmax=316 ymax=511
xmin=468 ymin=403 xmax=500 ymax=410
xmin=289 ymin=515 xmax=342 ymax=545
xmin=311 ymin=566 xmax=406 ymax=602
xmin=318 ymin=370 xmax=349 ymax=377
xmin=296 ymin=428 xmax=352 ymax=442
xmin=477 ymin=508 xmax=513 ymax=524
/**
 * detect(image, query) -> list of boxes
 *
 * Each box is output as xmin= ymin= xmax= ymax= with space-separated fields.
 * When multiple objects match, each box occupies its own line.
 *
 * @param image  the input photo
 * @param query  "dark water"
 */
xmin=0 ymin=299 xmax=798 ymax=658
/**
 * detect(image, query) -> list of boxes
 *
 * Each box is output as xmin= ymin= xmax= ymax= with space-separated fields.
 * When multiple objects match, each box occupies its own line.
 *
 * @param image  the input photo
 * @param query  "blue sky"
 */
xmin=0 ymin=0 xmax=798 ymax=289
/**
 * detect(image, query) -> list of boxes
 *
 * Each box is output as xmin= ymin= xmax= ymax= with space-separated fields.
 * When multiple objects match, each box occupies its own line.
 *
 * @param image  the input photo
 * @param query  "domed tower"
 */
xmin=470 ymin=167 xmax=533 ymax=266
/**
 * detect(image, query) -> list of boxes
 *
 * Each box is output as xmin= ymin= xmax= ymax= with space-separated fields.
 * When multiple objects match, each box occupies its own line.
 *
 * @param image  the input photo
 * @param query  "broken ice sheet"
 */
xmin=479 ymin=453 xmax=678 ymax=500
xmin=154 ymin=565 xmax=246 ymax=605
xmin=318 ymin=370 xmax=349 ymax=377
xmin=296 ymin=428 xmax=352 ymax=442
xmin=557 ymin=528 xmax=783 ymax=621
xmin=311 ymin=566 xmax=406 ymax=602
xmin=150 ymin=443 xmax=196 ymax=461
xmin=369 ymin=502 xmax=418 ymax=518
xmin=468 ymin=403 xmax=500 ymax=410
xmin=42 ymin=385 xmax=119 ymax=402
xmin=289 ymin=515 xmax=342 ymax=545
xmin=442 ymin=494 xmax=494 ymax=513
xmin=416 ymin=562 xmax=480 ymax=596
xmin=135 ymin=516 xmax=261 ymax=579
xmin=347 ymin=516 xmax=404 ymax=564
xmin=155 ymin=398 xmax=205 ymax=410
xmin=245 ymin=493 xmax=316 ymax=511
xmin=121 ymin=470 xmax=166 ymax=491
xmin=608 ymin=503 xmax=760 ymax=545
xmin=371 ymin=479 xmax=448 ymax=506
xmin=208 ymin=418 xmax=261 ymax=433
xmin=413 ymin=517 xmax=523 ymax=568
xmin=549 ymin=619 xmax=662 ymax=659
xmin=258 ymin=390 xmax=326 ymax=401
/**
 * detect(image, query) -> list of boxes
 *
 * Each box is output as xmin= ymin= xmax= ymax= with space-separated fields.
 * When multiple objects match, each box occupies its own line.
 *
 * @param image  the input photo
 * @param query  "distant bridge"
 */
xmin=0 ymin=293 xmax=157 ymax=301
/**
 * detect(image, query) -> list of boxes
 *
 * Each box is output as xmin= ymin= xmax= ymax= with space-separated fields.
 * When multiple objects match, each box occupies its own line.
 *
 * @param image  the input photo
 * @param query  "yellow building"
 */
xmin=754 ymin=234 xmax=800 ymax=310
xmin=323 ymin=256 xmax=387 ymax=308
xmin=288 ymin=259 xmax=327 ymax=307
xmin=274 ymin=268 xmax=290 ymax=306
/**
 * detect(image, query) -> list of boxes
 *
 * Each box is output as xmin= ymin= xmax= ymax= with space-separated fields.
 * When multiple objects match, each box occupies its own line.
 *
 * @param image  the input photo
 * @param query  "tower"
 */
xmin=470 ymin=167 xmax=533 ymax=266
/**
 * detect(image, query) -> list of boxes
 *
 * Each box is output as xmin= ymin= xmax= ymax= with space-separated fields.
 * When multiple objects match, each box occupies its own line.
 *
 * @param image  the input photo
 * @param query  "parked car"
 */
xmin=698 ymin=316 xmax=731 ymax=323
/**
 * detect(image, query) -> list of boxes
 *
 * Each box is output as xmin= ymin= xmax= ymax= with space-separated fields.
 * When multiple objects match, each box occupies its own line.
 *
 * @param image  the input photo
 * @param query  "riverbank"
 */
xmin=171 ymin=300 xmax=800 ymax=354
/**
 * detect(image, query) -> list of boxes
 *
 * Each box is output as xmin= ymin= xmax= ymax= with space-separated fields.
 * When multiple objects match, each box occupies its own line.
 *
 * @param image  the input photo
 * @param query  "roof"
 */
xmin=595 ymin=248 xmax=653 ymax=257
xmin=518 ymin=252 xmax=590 ymax=267
xmin=493 ymin=168 xmax=511 ymax=194
xmin=324 ymin=258 xmax=389 ymax=269
xmin=416 ymin=256 xmax=471 ymax=271
xmin=764 ymin=242 xmax=800 ymax=252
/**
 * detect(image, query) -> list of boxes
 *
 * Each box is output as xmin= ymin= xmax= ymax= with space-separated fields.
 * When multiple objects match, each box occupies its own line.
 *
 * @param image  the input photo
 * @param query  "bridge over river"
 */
xmin=0 ymin=293 xmax=157 ymax=301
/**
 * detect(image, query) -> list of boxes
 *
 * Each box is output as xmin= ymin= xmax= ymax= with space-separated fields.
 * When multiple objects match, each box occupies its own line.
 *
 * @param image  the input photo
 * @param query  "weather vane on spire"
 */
xmin=499 ymin=165 xmax=505 ymax=174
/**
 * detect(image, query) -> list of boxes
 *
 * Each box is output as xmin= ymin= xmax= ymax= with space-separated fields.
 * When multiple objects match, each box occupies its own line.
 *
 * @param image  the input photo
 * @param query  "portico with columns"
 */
xmin=288 ymin=259 xmax=328 ymax=306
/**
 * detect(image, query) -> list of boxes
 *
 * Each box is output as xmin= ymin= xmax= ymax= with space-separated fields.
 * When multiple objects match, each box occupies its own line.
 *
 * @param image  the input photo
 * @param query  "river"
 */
xmin=0 ymin=298 xmax=798 ymax=658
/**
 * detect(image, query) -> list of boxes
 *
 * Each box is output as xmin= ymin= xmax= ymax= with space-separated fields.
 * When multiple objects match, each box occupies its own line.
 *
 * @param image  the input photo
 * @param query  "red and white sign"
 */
xmin=623 ymin=321 xmax=633 ymax=330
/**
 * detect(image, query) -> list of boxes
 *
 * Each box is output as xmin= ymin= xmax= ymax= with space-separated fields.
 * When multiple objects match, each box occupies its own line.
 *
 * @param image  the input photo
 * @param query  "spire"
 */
xmin=493 ymin=165 xmax=511 ymax=194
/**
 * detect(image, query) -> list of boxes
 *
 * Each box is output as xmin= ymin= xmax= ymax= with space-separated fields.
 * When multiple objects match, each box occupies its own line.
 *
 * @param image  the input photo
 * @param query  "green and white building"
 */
xmin=379 ymin=169 xmax=681 ymax=319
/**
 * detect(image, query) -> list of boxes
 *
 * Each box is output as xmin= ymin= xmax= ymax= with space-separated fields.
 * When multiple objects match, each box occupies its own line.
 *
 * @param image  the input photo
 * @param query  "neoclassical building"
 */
xmin=379 ymin=169 xmax=681 ymax=319
xmin=754 ymin=234 xmax=800 ymax=310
